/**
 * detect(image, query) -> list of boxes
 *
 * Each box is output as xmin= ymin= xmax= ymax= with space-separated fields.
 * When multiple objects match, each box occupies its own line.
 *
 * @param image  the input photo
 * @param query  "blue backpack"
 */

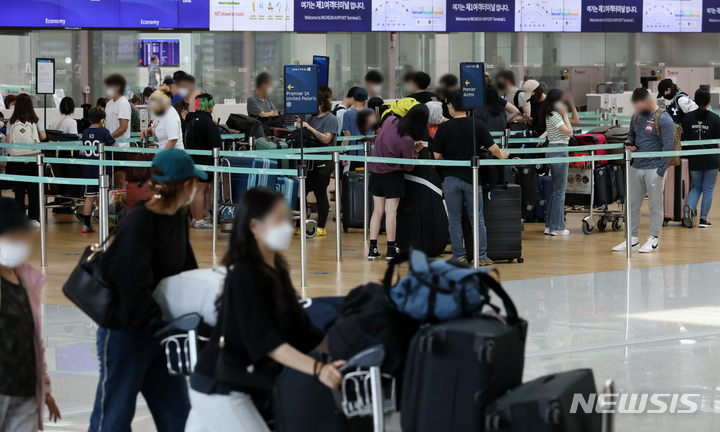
xmin=387 ymin=249 xmax=507 ymax=324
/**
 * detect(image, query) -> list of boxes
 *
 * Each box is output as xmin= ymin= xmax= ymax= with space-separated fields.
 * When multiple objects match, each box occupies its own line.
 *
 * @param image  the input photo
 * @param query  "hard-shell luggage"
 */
xmin=401 ymin=291 xmax=528 ymax=432
xmin=256 ymin=137 xmax=294 ymax=170
xmin=396 ymin=167 xmax=449 ymax=258
xmin=276 ymin=177 xmax=299 ymax=209
xmin=485 ymin=369 xmax=601 ymax=432
xmin=664 ymin=158 xmax=690 ymax=224
xmin=534 ymin=175 xmax=553 ymax=222
xmin=126 ymin=181 xmax=152 ymax=209
xmin=125 ymin=152 xmax=154 ymax=183
xmin=593 ymin=165 xmax=617 ymax=209
xmin=484 ymin=184 xmax=523 ymax=263
xmin=588 ymin=125 xmax=629 ymax=156
xmin=514 ymin=165 xmax=539 ymax=222
xmin=341 ymin=171 xmax=367 ymax=232
xmin=223 ymin=157 xmax=278 ymax=203
xmin=574 ymin=133 xmax=608 ymax=165
xmin=611 ymin=164 xmax=626 ymax=204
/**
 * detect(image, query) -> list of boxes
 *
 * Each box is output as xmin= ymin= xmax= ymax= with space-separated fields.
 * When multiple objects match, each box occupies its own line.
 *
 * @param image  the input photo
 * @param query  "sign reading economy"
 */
xmin=284 ymin=65 xmax=319 ymax=115
xmin=460 ymin=62 xmax=485 ymax=109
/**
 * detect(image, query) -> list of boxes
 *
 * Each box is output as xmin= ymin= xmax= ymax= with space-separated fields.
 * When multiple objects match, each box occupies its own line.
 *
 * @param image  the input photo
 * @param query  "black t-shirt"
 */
xmin=409 ymin=91 xmax=438 ymax=104
xmin=681 ymin=109 xmax=720 ymax=171
xmin=530 ymin=100 xmax=543 ymax=135
xmin=192 ymin=262 xmax=325 ymax=395
xmin=185 ymin=111 xmax=223 ymax=166
xmin=433 ymin=116 xmax=495 ymax=184
xmin=0 ymin=278 xmax=36 ymax=397
xmin=101 ymin=201 xmax=198 ymax=334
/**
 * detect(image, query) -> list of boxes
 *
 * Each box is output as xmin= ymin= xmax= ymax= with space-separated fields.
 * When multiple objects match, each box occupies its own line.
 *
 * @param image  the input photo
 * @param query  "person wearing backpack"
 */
xmin=333 ymin=86 xmax=358 ymax=136
xmin=613 ymin=88 xmax=676 ymax=253
xmin=6 ymin=94 xmax=47 ymax=226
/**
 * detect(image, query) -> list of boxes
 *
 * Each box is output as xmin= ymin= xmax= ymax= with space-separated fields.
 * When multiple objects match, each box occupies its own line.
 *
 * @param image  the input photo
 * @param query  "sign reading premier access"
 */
xmin=460 ymin=62 xmax=485 ymax=109
xmin=284 ymin=65 xmax=319 ymax=115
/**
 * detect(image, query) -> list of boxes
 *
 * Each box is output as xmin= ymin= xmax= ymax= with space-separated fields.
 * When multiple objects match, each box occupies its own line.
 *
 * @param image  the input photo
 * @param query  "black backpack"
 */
xmin=331 ymin=104 xmax=347 ymax=116
xmin=226 ymin=113 xmax=264 ymax=139
xmin=286 ymin=127 xmax=322 ymax=149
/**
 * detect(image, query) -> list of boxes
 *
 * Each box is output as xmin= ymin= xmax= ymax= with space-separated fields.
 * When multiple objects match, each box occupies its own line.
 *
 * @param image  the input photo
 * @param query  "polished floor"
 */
xmin=40 ymin=261 xmax=720 ymax=431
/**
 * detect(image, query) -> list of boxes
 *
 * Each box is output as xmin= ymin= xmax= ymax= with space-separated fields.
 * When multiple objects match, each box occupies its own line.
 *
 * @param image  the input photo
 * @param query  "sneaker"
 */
xmin=192 ymin=219 xmax=213 ymax=229
xmin=478 ymin=257 xmax=494 ymax=266
xmin=32 ymin=220 xmax=41 ymax=228
xmin=316 ymin=228 xmax=327 ymax=237
xmin=203 ymin=212 xmax=212 ymax=221
xmin=612 ymin=237 xmax=640 ymax=251
xmin=294 ymin=228 xmax=302 ymax=236
xmin=682 ymin=205 xmax=694 ymax=228
xmin=386 ymin=245 xmax=401 ymax=261
xmin=82 ymin=225 xmax=95 ymax=233
xmin=453 ymin=256 xmax=468 ymax=264
xmin=550 ymin=229 xmax=570 ymax=236
xmin=544 ymin=227 xmax=551 ymax=235
xmin=638 ymin=236 xmax=659 ymax=253
xmin=699 ymin=218 xmax=712 ymax=228
xmin=368 ymin=246 xmax=382 ymax=261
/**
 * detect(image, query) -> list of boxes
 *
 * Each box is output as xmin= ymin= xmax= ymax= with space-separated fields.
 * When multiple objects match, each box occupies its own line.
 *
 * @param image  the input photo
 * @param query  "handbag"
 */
xmin=62 ymin=236 xmax=115 ymax=327
xmin=214 ymin=278 xmax=275 ymax=390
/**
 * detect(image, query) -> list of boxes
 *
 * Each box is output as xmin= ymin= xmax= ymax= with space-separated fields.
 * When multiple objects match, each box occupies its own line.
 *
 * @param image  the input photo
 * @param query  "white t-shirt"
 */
xmin=152 ymin=108 xmax=184 ymax=149
xmin=48 ymin=114 xmax=78 ymax=134
xmin=105 ymin=96 xmax=132 ymax=143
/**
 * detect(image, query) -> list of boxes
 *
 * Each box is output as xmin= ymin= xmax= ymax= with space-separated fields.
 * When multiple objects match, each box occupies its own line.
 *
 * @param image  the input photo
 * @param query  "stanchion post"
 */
xmin=98 ymin=174 xmax=110 ymax=250
xmin=298 ymin=165 xmax=309 ymax=288
xmin=363 ymin=140 xmax=371 ymax=243
xmin=37 ymin=154 xmax=46 ymax=267
xmin=212 ymin=148 xmax=220 ymax=254
xmin=601 ymin=379 xmax=615 ymax=432
xmin=333 ymin=151 xmax=342 ymax=262
xmin=501 ymin=128 xmax=509 ymax=149
xmin=611 ymin=117 xmax=619 ymax=126
xmin=98 ymin=142 xmax=105 ymax=177
xmin=471 ymin=156 xmax=480 ymax=269
xmin=624 ymin=148 xmax=633 ymax=259
xmin=249 ymin=136 xmax=255 ymax=151
xmin=601 ymin=112 xmax=609 ymax=122
xmin=370 ymin=366 xmax=385 ymax=432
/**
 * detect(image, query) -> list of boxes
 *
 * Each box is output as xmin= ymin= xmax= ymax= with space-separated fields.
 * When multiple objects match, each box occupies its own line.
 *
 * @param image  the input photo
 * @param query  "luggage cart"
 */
xmin=565 ymin=151 xmax=625 ymax=235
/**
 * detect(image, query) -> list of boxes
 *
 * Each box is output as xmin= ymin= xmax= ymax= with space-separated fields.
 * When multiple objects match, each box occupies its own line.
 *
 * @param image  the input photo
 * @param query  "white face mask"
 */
xmin=404 ymin=84 xmax=414 ymax=94
xmin=372 ymin=84 xmax=382 ymax=95
xmin=178 ymin=87 xmax=190 ymax=98
xmin=266 ymin=86 xmax=274 ymax=96
xmin=185 ymin=184 xmax=198 ymax=206
xmin=261 ymin=222 xmax=294 ymax=252
xmin=106 ymin=88 xmax=115 ymax=98
xmin=0 ymin=240 xmax=31 ymax=268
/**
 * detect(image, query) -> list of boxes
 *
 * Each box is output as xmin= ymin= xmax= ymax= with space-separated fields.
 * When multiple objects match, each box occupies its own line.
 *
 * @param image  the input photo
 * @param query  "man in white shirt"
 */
xmin=104 ymin=74 xmax=132 ymax=187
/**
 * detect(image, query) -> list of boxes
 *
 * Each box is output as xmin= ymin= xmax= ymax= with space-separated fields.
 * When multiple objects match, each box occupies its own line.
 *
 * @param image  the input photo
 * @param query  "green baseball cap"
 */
xmin=151 ymin=148 xmax=208 ymax=182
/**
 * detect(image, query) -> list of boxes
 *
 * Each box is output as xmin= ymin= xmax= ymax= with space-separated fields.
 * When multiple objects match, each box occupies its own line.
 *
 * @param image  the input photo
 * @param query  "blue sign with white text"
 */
xmin=582 ymin=0 xmax=642 ymax=31
xmin=703 ymin=0 xmax=720 ymax=31
xmin=120 ymin=0 xmax=178 ymax=28
xmin=284 ymin=65 xmax=319 ymax=115
xmin=295 ymin=0 xmax=372 ymax=31
xmin=447 ymin=0 xmax=514 ymax=31
xmin=460 ymin=62 xmax=485 ymax=109
xmin=60 ymin=0 xmax=121 ymax=27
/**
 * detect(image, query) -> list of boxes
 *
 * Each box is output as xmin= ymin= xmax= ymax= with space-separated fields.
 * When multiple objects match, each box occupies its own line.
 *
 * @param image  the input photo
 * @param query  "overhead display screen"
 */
xmin=0 ymin=0 xmax=716 ymax=31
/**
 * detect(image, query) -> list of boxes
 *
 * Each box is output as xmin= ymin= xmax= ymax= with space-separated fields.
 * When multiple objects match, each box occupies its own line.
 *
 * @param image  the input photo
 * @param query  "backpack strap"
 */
xmin=513 ymin=89 xmax=521 ymax=109
xmin=653 ymin=109 xmax=666 ymax=142
xmin=631 ymin=114 xmax=637 ymax=132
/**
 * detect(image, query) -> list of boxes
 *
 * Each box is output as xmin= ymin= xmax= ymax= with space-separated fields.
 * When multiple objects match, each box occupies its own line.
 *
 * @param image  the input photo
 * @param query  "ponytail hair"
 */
xmin=694 ymin=88 xmax=711 ymax=121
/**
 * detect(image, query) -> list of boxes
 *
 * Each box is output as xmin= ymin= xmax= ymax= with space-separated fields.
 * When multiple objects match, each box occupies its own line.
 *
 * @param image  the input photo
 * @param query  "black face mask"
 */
xmin=662 ymin=93 xmax=674 ymax=101
xmin=153 ymin=109 xmax=165 ymax=117
xmin=496 ymin=82 xmax=506 ymax=91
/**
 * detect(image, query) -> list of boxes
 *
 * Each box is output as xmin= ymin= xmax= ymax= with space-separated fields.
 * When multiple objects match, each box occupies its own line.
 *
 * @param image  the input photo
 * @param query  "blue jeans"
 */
xmin=444 ymin=176 xmax=487 ymax=260
xmin=545 ymin=143 xmax=569 ymax=231
xmin=688 ymin=169 xmax=718 ymax=219
xmin=89 ymin=327 xmax=190 ymax=432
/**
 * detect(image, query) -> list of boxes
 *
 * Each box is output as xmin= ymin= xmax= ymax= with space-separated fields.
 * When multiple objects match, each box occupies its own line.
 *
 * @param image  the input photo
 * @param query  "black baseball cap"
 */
xmin=657 ymin=79 xmax=673 ymax=99
xmin=0 ymin=198 xmax=31 ymax=235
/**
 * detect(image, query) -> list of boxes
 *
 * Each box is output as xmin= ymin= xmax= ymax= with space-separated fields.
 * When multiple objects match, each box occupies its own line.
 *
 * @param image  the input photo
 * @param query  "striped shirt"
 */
xmin=546 ymin=112 xmax=569 ymax=143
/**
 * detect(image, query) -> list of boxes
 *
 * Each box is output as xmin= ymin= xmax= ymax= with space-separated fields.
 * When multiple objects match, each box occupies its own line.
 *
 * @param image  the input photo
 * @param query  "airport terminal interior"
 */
xmin=4 ymin=3 xmax=720 ymax=431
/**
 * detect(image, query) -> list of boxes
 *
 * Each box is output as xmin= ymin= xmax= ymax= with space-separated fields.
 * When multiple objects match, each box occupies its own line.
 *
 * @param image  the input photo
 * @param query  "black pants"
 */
xmin=9 ymin=162 xmax=40 ymax=221
xmin=306 ymin=163 xmax=334 ymax=228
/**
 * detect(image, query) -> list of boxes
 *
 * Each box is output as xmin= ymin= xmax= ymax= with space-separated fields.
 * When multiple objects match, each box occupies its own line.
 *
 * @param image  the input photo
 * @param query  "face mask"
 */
xmin=178 ymin=88 xmax=190 ymax=98
xmin=640 ymin=109 xmax=653 ymax=116
xmin=372 ymin=84 xmax=382 ymax=95
xmin=404 ymin=84 xmax=414 ymax=93
xmin=185 ymin=184 xmax=197 ymax=206
xmin=106 ymin=88 xmax=115 ymax=98
xmin=261 ymin=222 xmax=294 ymax=252
xmin=0 ymin=240 xmax=30 ymax=268
xmin=663 ymin=93 xmax=673 ymax=101
xmin=496 ymin=82 xmax=506 ymax=91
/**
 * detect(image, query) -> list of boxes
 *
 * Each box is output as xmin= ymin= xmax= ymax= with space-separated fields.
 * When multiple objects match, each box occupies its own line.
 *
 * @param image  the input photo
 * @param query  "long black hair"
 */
xmin=484 ymin=85 xmax=503 ymax=117
xmin=694 ymin=88 xmax=711 ymax=121
xmin=397 ymin=104 xmax=429 ymax=141
xmin=539 ymin=89 xmax=565 ymax=131
xmin=222 ymin=187 xmax=297 ymax=309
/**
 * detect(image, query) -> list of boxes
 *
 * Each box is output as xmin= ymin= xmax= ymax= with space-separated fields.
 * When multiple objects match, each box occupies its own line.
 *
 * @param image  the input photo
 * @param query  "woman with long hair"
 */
xmin=538 ymin=88 xmax=573 ymax=236
xmin=474 ymin=85 xmax=508 ymax=132
xmin=88 ymin=148 xmax=204 ymax=432
xmin=140 ymin=84 xmax=184 ymax=149
xmin=187 ymin=187 xmax=345 ymax=432
xmin=367 ymin=105 xmax=428 ymax=261
xmin=681 ymin=88 xmax=720 ymax=228
xmin=6 ymin=94 xmax=48 ymax=226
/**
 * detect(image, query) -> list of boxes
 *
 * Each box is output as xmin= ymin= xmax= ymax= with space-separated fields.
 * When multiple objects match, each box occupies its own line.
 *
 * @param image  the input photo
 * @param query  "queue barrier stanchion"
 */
xmin=97 ymin=142 xmax=106 ymax=245
xmin=624 ymin=148 xmax=633 ymax=259
xmin=98 ymin=174 xmax=110 ymax=250
xmin=212 ymin=148 xmax=220 ymax=254
xmin=333 ymin=151 xmax=342 ymax=262
xmin=248 ymin=136 xmax=255 ymax=151
xmin=611 ymin=117 xmax=619 ymax=127
xmin=363 ymin=140 xmax=371 ymax=243
xmin=37 ymin=154 xmax=47 ymax=267
xmin=370 ymin=366 xmax=385 ymax=432
xmin=601 ymin=112 xmax=609 ymax=122
xmin=299 ymin=164 xmax=309 ymax=288
xmin=501 ymin=128 xmax=509 ymax=149
xmin=471 ymin=156 xmax=480 ymax=269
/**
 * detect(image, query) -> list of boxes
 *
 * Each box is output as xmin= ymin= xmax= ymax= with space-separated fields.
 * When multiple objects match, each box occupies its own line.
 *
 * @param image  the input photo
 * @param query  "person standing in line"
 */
xmin=88 ymin=149 xmax=204 ymax=432
xmin=433 ymin=91 xmax=508 ymax=265
xmin=104 ymin=74 xmax=132 ymax=189
xmin=523 ymin=79 xmax=546 ymax=136
xmin=407 ymin=71 xmax=438 ymax=104
xmin=495 ymin=70 xmax=531 ymax=118
xmin=0 ymin=198 xmax=62 ymax=432
xmin=140 ymin=85 xmax=184 ymax=150
xmin=148 ymin=55 xmax=161 ymax=89
xmin=368 ymin=105 xmax=428 ymax=261
xmin=48 ymin=97 xmax=78 ymax=134
xmin=342 ymin=88 xmax=372 ymax=172
xmin=657 ymin=78 xmax=698 ymax=124
xmin=173 ymin=73 xmax=197 ymax=120
xmin=474 ymin=85 xmax=509 ymax=133
xmin=613 ymin=88 xmax=675 ymax=253
xmin=681 ymin=88 xmax=720 ymax=228
xmin=436 ymin=73 xmax=460 ymax=119
xmin=80 ymin=107 xmax=116 ymax=234
xmin=247 ymin=73 xmax=279 ymax=119
xmin=365 ymin=70 xmax=384 ymax=99
xmin=538 ymin=89 xmax=574 ymax=236
xmin=332 ymin=86 xmax=358 ymax=136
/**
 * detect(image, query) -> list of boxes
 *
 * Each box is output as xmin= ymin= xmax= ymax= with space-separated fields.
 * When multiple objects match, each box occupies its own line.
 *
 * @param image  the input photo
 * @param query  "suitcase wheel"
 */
xmin=544 ymin=402 xmax=562 ymax=426
xmin=522 ymin=168 xmax=530 ymax=175
xmin=538 ymin=199 xmax=546 ymax=206
xmin=525 ymin=204 xmax=534 ymax=211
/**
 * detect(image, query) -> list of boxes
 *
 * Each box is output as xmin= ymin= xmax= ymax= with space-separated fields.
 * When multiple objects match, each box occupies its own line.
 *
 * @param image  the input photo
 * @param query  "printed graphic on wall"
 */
xmin=642 ymin=0 xmax=702 ymax=32
xmin=210 ymin=0 xmax=293 ymax=31
xmin=514 ymin=0 xmax=582 ymax=31
xmin=372 ymin=0 xmax=447 ymax=31
xmin=295 ymin=0 xmax=372 ymax=31
xmin=446 ymin=0 xmax=514 ymax=31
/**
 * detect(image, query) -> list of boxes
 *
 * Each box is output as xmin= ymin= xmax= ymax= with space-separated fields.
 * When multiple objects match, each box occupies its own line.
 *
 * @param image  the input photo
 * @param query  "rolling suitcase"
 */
xmin=664 ymin=158 xmax=690 ymax=224
xmin=484 ymin=184 xmax=523 ymax=263
xmin=593 ymin=166 xmax=616 ymax=209
xmin=126 ymin=181 xmax=152 ymax=210
xmin=485 ymin=369 xmax=601 ymax=432
xmin=514 ymin=165 xmax=539 ymax=222
xmin=256 ymin=136 xmax=295 ymax=170
xmin=574 ymin=133 xmax=608 ymax=165
xmin=341 ymin=171 xmax=367 ymax=232
xmin=401 ymin=306 xmax=528 ymax=432
xmin=224 ymin=157 xmax=278 ymax=203
xmin=534 ymin=175 xmax=553 ymax=222
xmin=611 ymin=164 xmax=626 ymax=204
xmin=276 ymin=176 xmax=299 ymax=209
xmin=588 ymin=125 xmax=629 ymax=156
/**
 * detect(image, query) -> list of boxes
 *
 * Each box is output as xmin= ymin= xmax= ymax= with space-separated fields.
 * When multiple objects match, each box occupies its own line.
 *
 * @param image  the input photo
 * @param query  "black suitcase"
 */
xmin=342 ymin=171 xmax=367 ymax=232
xmin=396 ymin=167 xmax=449 ymax=257
xmin=401 ymin=287 xmax=528 ymax=432
xmin=611 ymin=164 xmax=625 ymax=204
xmin=484 ymin=184 xmax=523 ymax=263
xmin=485 ymin=369 xmax=601 ymax=432
xmin=514 ymin=165 xmax=539 ymax=222
xmin=593 ymin=166 xmax=617 ymax=209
